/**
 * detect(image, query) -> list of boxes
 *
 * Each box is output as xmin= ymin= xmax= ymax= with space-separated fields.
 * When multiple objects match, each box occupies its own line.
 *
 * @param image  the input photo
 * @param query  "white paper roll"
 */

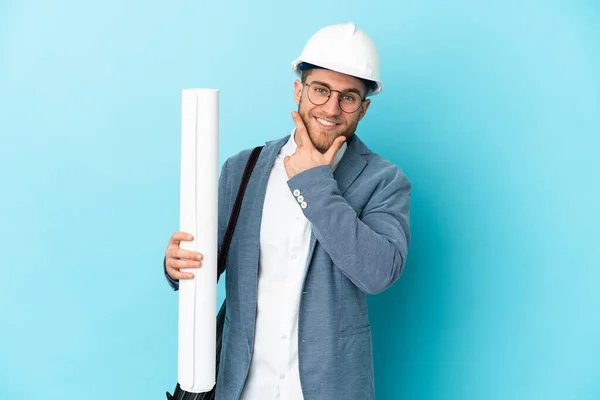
xmin=178 ymin=89 xmax=219 ymax=393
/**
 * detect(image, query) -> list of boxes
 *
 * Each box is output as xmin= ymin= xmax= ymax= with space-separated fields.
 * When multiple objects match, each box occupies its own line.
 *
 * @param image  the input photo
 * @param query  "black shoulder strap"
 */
xmin=217 ymin=146 xmax=263 ymax=280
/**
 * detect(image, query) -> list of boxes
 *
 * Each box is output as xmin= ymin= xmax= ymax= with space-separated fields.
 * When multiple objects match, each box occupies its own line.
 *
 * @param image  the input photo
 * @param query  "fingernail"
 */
xmin=187 ymin=235 xmax=193 ymax=240
xmin=196 ymin=254 xmax=203 ymax=260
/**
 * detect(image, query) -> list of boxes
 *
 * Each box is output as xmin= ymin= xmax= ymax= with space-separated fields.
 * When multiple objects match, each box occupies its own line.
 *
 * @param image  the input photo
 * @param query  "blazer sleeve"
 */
xmin=163 ymin=159 xmax=231 ymax=291
xmin=286 ymin=164 xmax=411 ymax=295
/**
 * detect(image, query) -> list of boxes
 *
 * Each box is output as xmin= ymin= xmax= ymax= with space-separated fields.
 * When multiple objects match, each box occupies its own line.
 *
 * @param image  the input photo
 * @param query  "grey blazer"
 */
xmin=167 ymin=134 xmax=411 ymax=400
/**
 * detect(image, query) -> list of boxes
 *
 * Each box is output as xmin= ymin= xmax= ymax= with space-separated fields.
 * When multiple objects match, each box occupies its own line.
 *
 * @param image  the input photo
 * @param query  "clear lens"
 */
xmin=305 ymin=83 xmax=362 ymax=113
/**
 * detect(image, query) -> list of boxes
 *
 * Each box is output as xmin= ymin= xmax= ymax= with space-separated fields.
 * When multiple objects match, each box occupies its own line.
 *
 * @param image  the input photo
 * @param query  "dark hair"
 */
xmin=301 ymin=68 xmax=314 ymax=83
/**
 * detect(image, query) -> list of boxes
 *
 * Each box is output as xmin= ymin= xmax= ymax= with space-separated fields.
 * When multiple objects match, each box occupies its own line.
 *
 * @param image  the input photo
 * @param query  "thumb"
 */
xmin=325 ymin=136 xmax=346 ymax=163
xmin=284 ymin=155 xmax=290 ymax=164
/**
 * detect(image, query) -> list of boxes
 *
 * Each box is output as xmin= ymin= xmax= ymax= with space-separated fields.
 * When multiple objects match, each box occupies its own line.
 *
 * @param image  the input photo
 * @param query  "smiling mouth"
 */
xmin=315 ymin=117 xmax=340 ymax=129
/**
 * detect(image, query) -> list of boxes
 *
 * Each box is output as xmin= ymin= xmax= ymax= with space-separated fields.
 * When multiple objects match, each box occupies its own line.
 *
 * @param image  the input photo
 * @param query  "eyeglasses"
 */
xmin=302 ymin=82 xmax=365 ymax=113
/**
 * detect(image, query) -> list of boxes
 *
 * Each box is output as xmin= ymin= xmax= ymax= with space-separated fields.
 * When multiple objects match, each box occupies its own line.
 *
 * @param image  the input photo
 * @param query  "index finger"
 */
xmin=291 ymin=111 xmax=313 ymax=149
xmin=169 ymin=231 xmax=194 ymax=246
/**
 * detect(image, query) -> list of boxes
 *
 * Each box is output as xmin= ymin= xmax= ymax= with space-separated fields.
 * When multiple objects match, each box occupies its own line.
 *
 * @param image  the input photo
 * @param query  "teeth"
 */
xmin=317 ymin=117 xmax=336 ymax=127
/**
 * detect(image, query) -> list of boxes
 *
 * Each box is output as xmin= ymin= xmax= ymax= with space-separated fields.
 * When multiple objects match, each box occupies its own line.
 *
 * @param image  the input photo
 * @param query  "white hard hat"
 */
xmin=292 ymin=22 xmax=383 ymax=96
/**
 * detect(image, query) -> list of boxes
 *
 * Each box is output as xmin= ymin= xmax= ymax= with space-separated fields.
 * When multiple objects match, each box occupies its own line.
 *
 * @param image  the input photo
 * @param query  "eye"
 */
xmin=342 ymin=94 xmax=359 ymax=103
xmin=314 ymin=87 xmax=328 ymax=95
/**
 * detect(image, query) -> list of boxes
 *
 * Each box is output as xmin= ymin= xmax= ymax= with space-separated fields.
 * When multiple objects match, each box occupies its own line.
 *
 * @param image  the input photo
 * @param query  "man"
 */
xmin=164 ymin=22 xmax=411 ymax=400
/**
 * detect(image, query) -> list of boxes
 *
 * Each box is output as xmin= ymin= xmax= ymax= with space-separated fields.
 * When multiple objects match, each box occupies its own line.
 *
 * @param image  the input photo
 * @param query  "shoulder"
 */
xmin=222 ymin=146 xmax=262 ymax=177
xmin=354 ymin=136 xmax=411 ymax=189
xmin=224 ymin=148 xmax=253 ymax=169
xmin=367 ymin=153 xmax=410 ymax=186
xmin=222 ymin=134 xmax=287 ymax=175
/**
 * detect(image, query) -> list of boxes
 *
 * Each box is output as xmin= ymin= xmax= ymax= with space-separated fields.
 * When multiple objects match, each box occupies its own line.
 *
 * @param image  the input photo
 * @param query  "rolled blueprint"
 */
xmin=178 ymin=89 xmax=219 ymax=393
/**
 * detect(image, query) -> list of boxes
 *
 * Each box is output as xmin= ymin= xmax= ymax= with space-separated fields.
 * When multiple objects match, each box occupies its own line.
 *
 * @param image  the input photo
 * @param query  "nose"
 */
xmin=322 ymin=91 xmax=342 ymax=116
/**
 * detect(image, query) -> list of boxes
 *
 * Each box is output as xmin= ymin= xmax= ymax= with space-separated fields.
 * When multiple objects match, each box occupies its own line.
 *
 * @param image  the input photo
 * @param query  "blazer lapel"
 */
xmin=333 ymin=134 xmax=369 ymax=195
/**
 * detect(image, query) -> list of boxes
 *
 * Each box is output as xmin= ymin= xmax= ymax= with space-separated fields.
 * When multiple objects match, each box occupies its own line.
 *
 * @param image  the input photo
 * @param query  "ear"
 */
xmin=358 ymin=99 xmax=371 ymax=121
xmin=294 ymin=80 xmax=303 ymax=105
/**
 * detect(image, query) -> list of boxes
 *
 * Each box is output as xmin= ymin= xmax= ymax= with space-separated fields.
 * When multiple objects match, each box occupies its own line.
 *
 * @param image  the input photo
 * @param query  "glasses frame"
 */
xmin=302 ymin=82 xmax=366 ymax=114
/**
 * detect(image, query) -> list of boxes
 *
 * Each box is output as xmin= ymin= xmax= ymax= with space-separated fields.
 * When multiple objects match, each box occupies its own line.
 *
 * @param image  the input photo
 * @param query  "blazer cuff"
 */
xmin=164 ymin=256 xmax=179 ymax=291
xmin=286 ymin=165 xmax=338 ymax=216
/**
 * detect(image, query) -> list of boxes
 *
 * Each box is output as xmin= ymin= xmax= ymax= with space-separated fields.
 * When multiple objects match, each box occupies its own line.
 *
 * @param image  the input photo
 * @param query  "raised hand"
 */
xmin=283 ymin=111 xmax=346 ymax=179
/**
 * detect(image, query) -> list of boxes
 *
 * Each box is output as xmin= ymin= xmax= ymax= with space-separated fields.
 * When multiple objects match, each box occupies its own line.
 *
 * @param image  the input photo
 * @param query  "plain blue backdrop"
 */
xmin=1 ymin=1 xmax=599 ymax=399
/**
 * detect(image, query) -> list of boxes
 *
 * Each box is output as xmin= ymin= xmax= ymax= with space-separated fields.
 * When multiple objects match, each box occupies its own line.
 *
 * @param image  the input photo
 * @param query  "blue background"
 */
xmin=1 ymin=1 xmax=599 ymax=399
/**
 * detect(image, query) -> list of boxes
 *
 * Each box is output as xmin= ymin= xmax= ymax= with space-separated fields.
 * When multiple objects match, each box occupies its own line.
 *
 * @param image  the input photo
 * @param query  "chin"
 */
xmin=306 ymin=129 xmax=334 ymax=152
xmin=314 ymin=137 xmax=339 ymax=153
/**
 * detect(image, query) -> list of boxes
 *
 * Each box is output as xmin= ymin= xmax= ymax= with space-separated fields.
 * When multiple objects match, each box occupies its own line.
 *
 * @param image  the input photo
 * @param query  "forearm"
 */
xmin=287 ymin=166 xmax=410 ymax=294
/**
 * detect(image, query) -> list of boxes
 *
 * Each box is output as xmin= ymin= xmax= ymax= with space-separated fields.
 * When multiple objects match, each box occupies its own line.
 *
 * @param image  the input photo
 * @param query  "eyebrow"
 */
xmin=309 ymin=80 xmax=364 ymax=97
